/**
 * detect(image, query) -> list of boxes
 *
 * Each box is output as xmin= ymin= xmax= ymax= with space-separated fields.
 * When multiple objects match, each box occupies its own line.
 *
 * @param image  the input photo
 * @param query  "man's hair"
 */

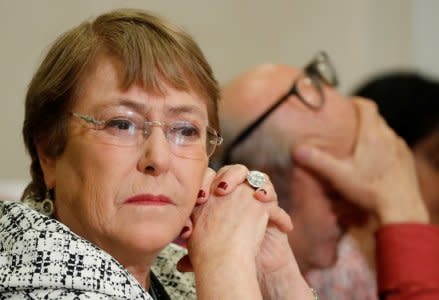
xmin=220 ymin=114 xmax=295 ymax=212
xmin=22 ymin=8 xmax=219 ymax=201
xmin=353 ymin=71 xmax=439 ymax=147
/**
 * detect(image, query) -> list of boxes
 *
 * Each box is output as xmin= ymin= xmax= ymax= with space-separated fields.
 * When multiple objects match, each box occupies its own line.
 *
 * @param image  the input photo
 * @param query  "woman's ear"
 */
xmin=36 ymin=144 xmax=56 ymax=188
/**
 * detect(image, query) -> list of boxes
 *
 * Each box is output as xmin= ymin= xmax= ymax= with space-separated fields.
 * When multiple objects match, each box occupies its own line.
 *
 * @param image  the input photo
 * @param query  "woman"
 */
xmin=0 ymin=8 xmax=312 ymax=300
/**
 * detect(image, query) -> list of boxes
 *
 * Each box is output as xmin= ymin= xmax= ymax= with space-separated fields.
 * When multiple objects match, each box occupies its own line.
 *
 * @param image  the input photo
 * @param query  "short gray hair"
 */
xmin=221 ymin=117 xmax=296 ymax=212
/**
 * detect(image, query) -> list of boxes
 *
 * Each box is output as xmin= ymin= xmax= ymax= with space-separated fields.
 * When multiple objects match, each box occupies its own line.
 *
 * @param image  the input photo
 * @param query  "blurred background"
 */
xmin=1 ymin=0 xmax=438 ymax=199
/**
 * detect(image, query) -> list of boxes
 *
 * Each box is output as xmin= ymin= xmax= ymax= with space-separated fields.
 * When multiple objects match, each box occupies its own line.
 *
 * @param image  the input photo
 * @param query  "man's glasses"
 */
xmin=221 ymin=51 xmax=338 ymax=164
xmin=71 ymin=109 xmax=223 ymax=160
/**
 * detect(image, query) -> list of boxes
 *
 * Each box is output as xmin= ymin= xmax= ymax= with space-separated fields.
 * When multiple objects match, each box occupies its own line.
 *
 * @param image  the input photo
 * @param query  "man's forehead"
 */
xmin=221 ymin=64 xmax=300 ymax=117
xmin=221 ymin=63 xmax=357 ymax=158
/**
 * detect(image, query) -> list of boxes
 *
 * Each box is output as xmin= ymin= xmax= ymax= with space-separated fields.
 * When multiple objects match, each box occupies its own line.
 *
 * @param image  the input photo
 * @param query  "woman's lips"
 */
xmin=124 ymin=194 xmax=174 ymax=206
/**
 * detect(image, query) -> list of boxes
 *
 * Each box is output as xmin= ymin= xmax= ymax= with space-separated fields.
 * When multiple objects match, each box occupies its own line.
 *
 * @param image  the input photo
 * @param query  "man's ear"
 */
xmin=36 ymin=144 xmax=56 ymax=189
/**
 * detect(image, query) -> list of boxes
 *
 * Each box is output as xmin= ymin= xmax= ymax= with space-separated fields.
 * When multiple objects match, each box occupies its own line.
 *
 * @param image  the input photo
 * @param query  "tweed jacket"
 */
xmin=0 ymin=201 xmax=196 ymax=299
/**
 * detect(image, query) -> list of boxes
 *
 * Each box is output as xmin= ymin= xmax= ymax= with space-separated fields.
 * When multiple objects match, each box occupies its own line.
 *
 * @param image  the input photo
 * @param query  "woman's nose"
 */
xmin=137 ymin=127 xmax=171 ymax=175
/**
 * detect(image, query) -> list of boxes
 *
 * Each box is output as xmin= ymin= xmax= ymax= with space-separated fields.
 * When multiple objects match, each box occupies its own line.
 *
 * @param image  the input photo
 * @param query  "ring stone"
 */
xmin=246 ymin=170 xmax=266 ymax=189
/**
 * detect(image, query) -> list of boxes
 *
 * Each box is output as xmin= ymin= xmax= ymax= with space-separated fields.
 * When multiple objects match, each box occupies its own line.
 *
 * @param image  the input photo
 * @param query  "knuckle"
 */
xmin=352 ymin=96 xmax=369 ymax=103
xmin=205 ymin=167 xmax=216 ymax=178
xmin=367 ymin=99 xmax=378 ymax=111
xmin=360 ymin=98 xmax=378 ymax=113
xmin=234 ymin=164 xmax=249 ymax=173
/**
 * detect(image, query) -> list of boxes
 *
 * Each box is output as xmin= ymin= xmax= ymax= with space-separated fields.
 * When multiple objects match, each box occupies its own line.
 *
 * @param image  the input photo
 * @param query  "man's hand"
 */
xmin=292 ymin=99 xmax=429 ymax=225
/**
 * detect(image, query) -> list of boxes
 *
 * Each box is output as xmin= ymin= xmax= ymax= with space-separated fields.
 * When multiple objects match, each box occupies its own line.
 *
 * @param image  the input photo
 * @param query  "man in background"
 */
xmin=217 ymin=52 xmax=439 ymax=299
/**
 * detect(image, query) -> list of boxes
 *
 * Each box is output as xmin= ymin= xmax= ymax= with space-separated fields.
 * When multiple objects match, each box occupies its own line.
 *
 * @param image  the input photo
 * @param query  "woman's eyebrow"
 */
xmin=96 ymin=100 xmax=207 ymax=121
xmin=98 ymin=99 xmax=147 ymax=113
xmin=165 ymin=104 xmax=207 ymax=121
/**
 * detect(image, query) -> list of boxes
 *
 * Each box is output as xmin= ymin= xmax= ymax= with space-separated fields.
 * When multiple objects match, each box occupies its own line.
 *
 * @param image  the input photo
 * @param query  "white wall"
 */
xmin=411 ymin=0 xmax=439 ymax=78
xmin=0 ymin=0 xmax=434 ymax=182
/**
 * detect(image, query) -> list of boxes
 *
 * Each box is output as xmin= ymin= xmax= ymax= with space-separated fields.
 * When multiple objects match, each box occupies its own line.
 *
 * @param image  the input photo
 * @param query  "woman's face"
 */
xmin=413 ymin=131 xmax=439 ymax=224
xmin=41 ymin=55 xmax=209 ymax=262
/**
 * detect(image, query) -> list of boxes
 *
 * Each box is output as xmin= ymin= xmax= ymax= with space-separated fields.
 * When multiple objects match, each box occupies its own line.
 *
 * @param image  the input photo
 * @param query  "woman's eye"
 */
xmin=106 ymin=119 xmax=136 ymax=131
xmin=171 ymin=123 xmax=200 ymax=138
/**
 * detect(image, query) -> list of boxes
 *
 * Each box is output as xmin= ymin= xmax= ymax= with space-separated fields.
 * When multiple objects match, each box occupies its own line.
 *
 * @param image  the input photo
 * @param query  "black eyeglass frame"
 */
xmin=221 ymin=51 xmax=338 ymax=165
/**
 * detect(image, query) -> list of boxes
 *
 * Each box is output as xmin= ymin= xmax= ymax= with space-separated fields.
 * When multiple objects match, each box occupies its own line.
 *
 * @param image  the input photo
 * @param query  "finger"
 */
xmin=292 ymin=145 xmax=356 ymax=198
xmin=197 ymin=168 xmax=217 ymax=205
xmin=179 ymin=219 xmax=193 ymax=240
xmin=354 ymin=99 xmax=402 ymax=161
xmin=267 ymin=205 xmax=293 ymax=233
xmin=352 ymin=99 xmax=382 ymax=154
xmin=253 ymin=182 xmax=277 ymax=203
xmin=353 ymin=98 xmax=379 ymax=124
xmin=176 ymin=255 xmax=193 ymax=273
xmin=211 ymin=164 xmax=249 ymax=195
xmin=212 ymin=164 xmax=233 ymax=179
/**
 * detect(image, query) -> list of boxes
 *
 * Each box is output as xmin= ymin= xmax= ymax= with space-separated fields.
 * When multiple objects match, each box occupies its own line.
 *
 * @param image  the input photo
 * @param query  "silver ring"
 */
xmin=246 ymin=170 xmax=266 ymax=189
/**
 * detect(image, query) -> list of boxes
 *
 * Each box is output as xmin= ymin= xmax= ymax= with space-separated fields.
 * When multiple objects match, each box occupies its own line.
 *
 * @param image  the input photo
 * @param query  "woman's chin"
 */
xmin=121 ymin=223 xmax=181 ymax=254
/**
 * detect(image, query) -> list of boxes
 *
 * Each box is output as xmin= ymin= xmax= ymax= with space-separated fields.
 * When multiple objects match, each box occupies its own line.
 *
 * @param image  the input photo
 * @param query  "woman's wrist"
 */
xmin=194 ymin=254 xmax=261 ymax=300
xmin=258 ymin=259 xmax=310 ymax=300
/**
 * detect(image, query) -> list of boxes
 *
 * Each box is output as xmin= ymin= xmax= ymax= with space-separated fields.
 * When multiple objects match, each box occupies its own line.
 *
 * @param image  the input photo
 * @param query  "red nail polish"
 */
xmin=218 ymin=181 xmax=228 ymax=190
xmin=197 ymin=189 xmax=206 ymax=198
xmin=180 ymin=226 xmax=190 ymax=235
xmin=259 ymin=188 xmax=267 ymax=195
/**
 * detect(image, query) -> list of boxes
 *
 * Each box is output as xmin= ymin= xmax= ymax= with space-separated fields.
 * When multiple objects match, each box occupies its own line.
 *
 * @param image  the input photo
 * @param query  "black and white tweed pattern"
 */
xmin=152 ymin=244 xmax=196 ymax=299
xmin=0 ymin=201 xmax=196 ymax=299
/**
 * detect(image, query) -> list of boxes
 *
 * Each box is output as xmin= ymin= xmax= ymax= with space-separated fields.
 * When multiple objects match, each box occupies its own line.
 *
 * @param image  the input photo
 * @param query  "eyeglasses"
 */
xmin=71 ymin=110 xmax=223 ymax=159
xmin=221 ymin=51 xmax=338 ymax=164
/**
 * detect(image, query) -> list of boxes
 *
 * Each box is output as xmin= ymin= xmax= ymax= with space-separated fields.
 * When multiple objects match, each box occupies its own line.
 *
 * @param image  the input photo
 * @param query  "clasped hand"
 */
xmin=177 ymin=165 xmax=309 ymax=300
xmin=179 ymin=164 xmax=291 ymax=269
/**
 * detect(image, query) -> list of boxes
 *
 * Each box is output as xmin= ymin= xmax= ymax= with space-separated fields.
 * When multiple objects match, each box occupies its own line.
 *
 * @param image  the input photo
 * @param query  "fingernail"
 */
xmin=258 ymin=188 xmax=267 ymax=195
xmin=197 ymin=189 xmax=206 ymax=199
xmin=217 ymin=181 xmax=228 ymax=190
xmin=180 ymin=226 xmax=190 ymax=235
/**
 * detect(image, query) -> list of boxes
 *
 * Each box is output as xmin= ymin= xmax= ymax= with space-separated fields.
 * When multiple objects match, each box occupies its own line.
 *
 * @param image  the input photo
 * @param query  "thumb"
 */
xmin=292 ymin=145 xmax=352 ymax=193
